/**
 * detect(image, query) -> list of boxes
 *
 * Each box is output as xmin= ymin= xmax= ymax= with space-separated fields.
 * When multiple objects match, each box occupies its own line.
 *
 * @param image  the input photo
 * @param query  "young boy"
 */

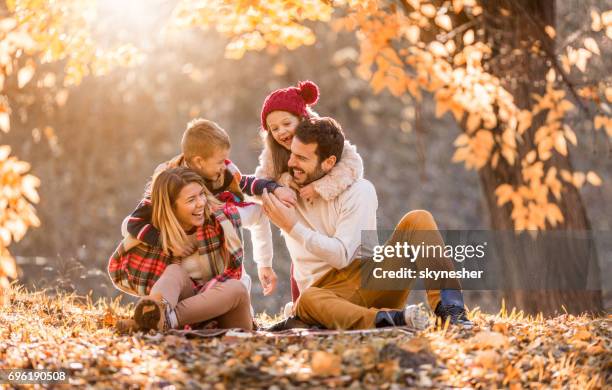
xmin=123 ymin=118 xmax=295 ymax=296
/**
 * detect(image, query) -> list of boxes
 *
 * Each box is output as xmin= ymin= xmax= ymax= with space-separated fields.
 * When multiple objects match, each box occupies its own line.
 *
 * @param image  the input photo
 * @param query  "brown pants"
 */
xmin=295 ymin=210 xmax=460 ymax=330
xmin=150 ymin=264 xmax=253 ymax=330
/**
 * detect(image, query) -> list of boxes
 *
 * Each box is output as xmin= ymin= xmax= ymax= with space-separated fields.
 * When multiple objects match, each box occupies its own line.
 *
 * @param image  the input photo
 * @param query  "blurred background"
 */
xmin=4 ymin=0 xmax=610 ymax=314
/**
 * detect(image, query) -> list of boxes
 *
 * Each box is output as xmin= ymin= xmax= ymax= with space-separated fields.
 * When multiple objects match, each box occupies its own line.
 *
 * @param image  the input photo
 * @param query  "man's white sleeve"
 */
xmin=287 ymin=182 xmax=377 ymax=269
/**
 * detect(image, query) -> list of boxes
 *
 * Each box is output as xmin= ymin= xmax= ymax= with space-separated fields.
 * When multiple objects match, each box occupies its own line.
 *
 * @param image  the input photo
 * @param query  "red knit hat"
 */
xmin=260 ymin=80 xmax=319 ymax=130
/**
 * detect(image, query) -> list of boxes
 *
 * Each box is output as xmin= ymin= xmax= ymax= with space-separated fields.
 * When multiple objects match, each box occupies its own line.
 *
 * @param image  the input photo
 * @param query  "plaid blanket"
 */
xmin=108 ymin=203 xmax=243 ymax=297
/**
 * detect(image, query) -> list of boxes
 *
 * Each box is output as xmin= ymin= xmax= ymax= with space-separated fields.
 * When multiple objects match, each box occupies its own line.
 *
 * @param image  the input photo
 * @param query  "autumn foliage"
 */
xmin=0 ymin=0 xmax=610 ymax=303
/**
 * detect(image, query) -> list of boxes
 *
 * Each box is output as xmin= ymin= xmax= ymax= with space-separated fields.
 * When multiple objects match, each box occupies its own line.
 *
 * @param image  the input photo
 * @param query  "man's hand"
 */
xmin=170 ymin=236 xmax=198 ymax=258
xmin=299 ymin=184 xmax=319 ymax=204
xmin=257 ymin=266 xmax=278 ymax=296
xmin=273 ymin=186 xmax=297 ymax=207
xmin=262 ymin=189 xmax=298 ymax=232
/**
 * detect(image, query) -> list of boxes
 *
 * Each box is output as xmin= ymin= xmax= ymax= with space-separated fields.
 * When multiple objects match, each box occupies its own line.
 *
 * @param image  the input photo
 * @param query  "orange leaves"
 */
xmin=495 ymin=184 xmax=514 ymax=207
xmin=17 ymin=60 xmax=35 ymax=88
xmin=173 ymin=0 xmax=334 ymax=59
xmin=0 ymin=145 xmax=40 ymax=293
xmin=435 ymin=14 xmax=452 ymax=31
xmin=420 ymin=4 xmax=437 ymax=18
xmin=583 ymin=37 xmax=600 ymax=55
xmin=452 ymin=130 xmax=494 ymax=170
xmin=463 ymin=29 xmax=474 ymax=45
xmin=594 ymin=115 xmax=612 ymax=136
xmin=311 ymin=351 xmax=342 ymax=377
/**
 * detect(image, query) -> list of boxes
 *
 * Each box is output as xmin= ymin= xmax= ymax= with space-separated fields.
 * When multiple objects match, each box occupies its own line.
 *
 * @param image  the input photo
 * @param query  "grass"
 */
xmin=0 ymin=285 xmax=609 ymax=388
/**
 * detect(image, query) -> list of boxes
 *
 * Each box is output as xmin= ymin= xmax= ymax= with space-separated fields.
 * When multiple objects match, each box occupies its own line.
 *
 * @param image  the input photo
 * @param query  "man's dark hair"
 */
xmin=294 ymin=117 xmax=345 ymax=163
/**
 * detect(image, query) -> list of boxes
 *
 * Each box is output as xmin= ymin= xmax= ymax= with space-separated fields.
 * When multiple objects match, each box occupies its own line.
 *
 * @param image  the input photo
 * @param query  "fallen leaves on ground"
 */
xmin=0 ymin=286 xmax=609 ymax=388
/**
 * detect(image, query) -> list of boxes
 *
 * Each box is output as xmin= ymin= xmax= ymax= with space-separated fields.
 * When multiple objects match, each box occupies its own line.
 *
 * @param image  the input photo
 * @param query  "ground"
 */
xmin=0 ymin=286 xmax=609 ymax=389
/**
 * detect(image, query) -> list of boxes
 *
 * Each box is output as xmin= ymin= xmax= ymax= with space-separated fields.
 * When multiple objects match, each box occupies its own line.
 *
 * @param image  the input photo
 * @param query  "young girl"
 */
xmin=108 ymin=167 xmax=252 ymax=331
xmin=255 ymin=80 xmax=364 ymax=306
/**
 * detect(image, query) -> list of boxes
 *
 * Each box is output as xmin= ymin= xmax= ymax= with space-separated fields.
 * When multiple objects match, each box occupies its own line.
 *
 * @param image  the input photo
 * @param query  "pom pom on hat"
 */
xmin=297 ymin=80 xmax=319 ymax=105
xmin=260 ymin=80 xmax=320 ymax=130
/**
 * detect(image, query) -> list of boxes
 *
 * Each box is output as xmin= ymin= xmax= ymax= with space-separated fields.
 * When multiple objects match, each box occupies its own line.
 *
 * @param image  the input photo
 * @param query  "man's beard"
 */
xmin=290 ymin=165 xmax=326 ymax=186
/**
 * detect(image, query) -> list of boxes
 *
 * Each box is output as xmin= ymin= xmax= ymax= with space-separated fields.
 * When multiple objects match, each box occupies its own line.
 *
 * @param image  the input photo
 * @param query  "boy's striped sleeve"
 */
xmin=126 ymin=198 xmax=161 ymax=247
xmin=226 ymin=159 xmax=281 ymax=196
xmin=240 ymin=174 xmax=281 ymax=196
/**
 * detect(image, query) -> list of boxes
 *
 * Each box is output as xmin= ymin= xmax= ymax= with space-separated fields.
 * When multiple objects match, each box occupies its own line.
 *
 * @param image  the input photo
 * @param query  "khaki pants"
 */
xmin=150 ymin=264 xmax=253 ymax=330
xmin=295 ymin=210 xmax=460 ymax=330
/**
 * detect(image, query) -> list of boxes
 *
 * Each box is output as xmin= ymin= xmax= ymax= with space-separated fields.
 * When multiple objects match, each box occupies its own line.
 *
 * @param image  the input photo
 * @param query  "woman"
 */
xmin=108 ymin=167 xmax=252 ymax=331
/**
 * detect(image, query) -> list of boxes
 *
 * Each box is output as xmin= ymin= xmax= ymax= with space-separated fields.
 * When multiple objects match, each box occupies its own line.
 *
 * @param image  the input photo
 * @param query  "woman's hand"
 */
xmin=299 ymin=184 xmax=319 ymax=204
xmin=273 ymin=186 xmax=297 ymax=207
xmin=257 ymin=266 xmax=278 ymax=296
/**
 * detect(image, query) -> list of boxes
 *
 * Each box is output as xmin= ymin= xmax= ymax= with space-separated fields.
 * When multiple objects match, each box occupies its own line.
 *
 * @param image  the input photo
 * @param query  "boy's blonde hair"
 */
xmin=182 ymin=118 xmax=231 ymax=161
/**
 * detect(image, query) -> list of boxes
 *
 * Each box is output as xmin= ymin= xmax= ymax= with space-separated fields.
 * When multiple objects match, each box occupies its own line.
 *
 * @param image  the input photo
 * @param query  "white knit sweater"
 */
xmin=255 ymin=140 xmax=364 ymax=201
xmin=282 ymin=178 xmax=379 ymax=292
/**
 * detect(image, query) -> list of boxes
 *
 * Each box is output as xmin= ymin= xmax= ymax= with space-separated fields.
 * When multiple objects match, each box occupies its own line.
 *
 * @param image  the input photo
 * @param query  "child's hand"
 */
xmin=257 ymin=266 xmax=278 ymax=296
xmin=273 ymin=186 xmax=297 ymax=207
xmin=299 ymin=184 xmax=319 ymax=204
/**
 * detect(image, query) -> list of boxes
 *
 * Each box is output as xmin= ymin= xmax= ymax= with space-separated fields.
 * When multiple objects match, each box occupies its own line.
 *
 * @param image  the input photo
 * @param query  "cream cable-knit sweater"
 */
xmin=254 ymin=140 xmax=364 ymax=201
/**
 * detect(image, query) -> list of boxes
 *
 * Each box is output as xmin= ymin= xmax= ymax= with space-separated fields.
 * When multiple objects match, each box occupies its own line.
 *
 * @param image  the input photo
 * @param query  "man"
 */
xmin=262 ymin=117 xmax=471 ymax=329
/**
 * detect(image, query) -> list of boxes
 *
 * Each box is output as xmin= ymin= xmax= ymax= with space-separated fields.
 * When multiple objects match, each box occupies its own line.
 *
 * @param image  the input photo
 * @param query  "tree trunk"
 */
xmin=478 ymin=0 xmax=603 ymax=315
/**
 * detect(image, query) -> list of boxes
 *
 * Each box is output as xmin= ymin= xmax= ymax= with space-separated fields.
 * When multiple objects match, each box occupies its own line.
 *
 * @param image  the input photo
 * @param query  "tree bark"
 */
xmin=478 ymin=0 xmax=603 ymax=314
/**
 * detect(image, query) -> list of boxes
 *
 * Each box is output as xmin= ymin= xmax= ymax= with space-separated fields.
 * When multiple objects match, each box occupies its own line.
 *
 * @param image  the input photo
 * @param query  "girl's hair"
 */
xmin=263 ymin=107 xmax=319 ymax=179
xmin=150 ymin=167 xmax=219 ymax=254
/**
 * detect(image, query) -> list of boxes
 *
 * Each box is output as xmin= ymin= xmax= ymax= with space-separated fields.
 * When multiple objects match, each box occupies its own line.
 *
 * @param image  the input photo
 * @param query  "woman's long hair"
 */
xmin=150 ymin=167 xmax=220 ymax=254
xmin=262 ymin=107 xmax=319 ymax=179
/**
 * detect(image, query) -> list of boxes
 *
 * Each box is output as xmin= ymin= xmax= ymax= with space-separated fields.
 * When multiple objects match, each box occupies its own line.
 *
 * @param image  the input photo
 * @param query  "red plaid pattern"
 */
xmin=108 ymin=203 xmax=243 ymax=296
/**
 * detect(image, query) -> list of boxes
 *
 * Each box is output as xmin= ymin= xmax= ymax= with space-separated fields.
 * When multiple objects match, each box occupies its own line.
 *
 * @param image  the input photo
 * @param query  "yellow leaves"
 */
xmin=0 ymin=111 xmax=9 ymax=133
xmin=175 ymin=0 xmax=334 ymax=58
xmin=474 ymin=350 xmax=500 ymax=369
xmin=470 ymin=331 xmax=508 ymax=349
xmin=606 ymin=87 xmax=612 ymax=103
xmin=591 ymin=9 xmax=602 ymax=31
xmin=452 ymin=0 xmax=465 ymax=14
xmin=545 ymin=203 xmax=563 ymax=227
xmin=404 ymin=24 xmax=420 ymax=44
xmin=311 ymin=351 xmax=341 ymax=377
xmin=452 ymin=130 xmax=494 ymax=170
xmin=583 ymin=37 xmax=600 ymax=55
xmin=17 ymin=61 xmax=35 ymax=88
xmin=429 ymin=41 xmax=448 ymax=57
xmin=0 ymin=247 xmax=17 ymax=279
xmin=544 ymin=167 xmax=562 ymax=201
xmin=563 ymin=125 xmax=577 ymax=146
xmin=586 ymin=171 xmax=602 ymax=186
xmin=435 ymin=14 xmax=452 ymax=31
xmin=466 ymin=112 xmax=480 ymax=133
xmin=544 ymin=25 xmax=556 ymax=39
xmin=420 ymin=4 xmax=437 ymax=18
xmin=454 ymin=133 xmax=469 ymax=147
xmin=0 ymin=145 xmax=40 ymax=251
xmin=545 ymin=68 xmax=555 ymax=84
xmin=463 ymin=29 xmax=474 ymax=45
xmin=517 ymin=110 xmax=532 ymax=135
xmin=594 ymin=115 xmax=612 ymax=136
xmin=572 ymin=172 xmax=585 ymax=188
xmin=495 ymin=184 xmax=514 ymax=206
xmin=575 ymin=48 xmax=591 ymax=72
xmin=554 ymin=132 xmax=567 ymax=156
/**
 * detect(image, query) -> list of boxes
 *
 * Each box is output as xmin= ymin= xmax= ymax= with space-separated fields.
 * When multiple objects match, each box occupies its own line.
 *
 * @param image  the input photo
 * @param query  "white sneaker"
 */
xmin=283 ymin=301 xmax=294 ymax=319
xmin=404 ymin=304 xmax=429 ymax=330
